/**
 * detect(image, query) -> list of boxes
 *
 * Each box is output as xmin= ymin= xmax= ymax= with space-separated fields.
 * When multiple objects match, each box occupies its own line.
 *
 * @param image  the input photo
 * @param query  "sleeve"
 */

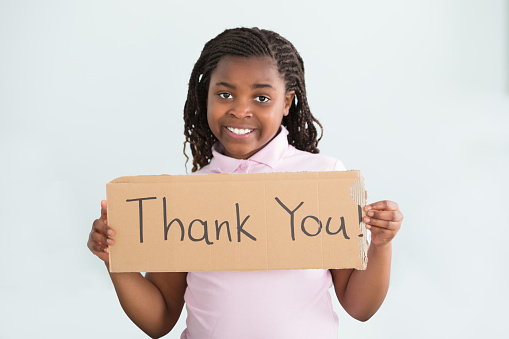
xmin=333 ymin=159 xmax=347 ymax=171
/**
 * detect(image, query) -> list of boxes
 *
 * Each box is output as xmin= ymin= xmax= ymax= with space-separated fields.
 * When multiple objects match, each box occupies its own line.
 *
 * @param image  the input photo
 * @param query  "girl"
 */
xmin=88 ymin=27 xmax=403 ymax=338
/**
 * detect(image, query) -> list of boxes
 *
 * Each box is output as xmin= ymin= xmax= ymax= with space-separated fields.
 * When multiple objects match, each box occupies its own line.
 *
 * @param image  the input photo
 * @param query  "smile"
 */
xmin=226 ymin=127 xmax=254 ymax=135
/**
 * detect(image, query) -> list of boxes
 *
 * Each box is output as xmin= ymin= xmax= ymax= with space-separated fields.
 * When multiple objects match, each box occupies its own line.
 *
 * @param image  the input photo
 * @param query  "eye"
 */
xmin=255 ymin=96 xmax=270 ymax=103
xmin=218 ymin=92 xmax=233 ymax=99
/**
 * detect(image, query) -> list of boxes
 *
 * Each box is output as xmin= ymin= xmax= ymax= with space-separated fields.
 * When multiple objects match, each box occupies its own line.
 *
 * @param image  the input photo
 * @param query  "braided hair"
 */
xmin=183 ymin=27 xmax=323 ymax=172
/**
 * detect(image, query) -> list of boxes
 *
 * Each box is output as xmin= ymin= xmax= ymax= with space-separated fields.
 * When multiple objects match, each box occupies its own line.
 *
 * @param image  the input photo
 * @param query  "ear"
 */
xmin=283 ymin=91 xmax=295 ymax=116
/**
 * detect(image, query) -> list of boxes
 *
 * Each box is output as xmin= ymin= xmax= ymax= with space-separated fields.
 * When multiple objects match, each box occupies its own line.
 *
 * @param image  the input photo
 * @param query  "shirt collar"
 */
xmin=208 ymin=126 xmax=290 ymax=173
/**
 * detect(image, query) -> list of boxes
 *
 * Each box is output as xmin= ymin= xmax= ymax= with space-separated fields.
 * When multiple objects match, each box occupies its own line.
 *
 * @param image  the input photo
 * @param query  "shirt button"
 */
xmin=240 ymin=163 xmax=247 ymax=170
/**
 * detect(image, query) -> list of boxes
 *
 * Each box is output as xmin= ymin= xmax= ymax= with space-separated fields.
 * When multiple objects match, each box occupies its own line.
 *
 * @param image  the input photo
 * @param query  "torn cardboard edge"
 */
xmin=107 ymin=170 xmax=368 ymax=272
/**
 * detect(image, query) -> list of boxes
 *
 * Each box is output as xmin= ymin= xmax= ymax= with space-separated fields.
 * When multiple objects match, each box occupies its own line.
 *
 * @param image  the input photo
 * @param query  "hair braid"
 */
xmin=183 ymin=27 xmax=323 ymax=172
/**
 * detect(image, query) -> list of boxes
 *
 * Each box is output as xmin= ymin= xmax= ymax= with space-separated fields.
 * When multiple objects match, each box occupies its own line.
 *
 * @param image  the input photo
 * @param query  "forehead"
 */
xmin=210 ymin=56 xmax=283 ymax=84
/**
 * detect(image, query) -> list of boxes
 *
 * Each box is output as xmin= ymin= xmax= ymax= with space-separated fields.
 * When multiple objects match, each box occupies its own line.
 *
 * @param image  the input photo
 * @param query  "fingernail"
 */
xmin=365 ymin=205 xmax=372 ymax=211
xmin=366 ymin=224 xmax=371 ymax=229
xmin=107 ymin=229 xmax=114 ymax=236
xmin=368 ymin=211 xmax=374 ymax=217
xmin=364 ymin=217 xmax=370 ymax=223
xmin=104 ymin=247 xmax=109 ymax=253
xmin=107 ymin=239 xmax=114 ymax=245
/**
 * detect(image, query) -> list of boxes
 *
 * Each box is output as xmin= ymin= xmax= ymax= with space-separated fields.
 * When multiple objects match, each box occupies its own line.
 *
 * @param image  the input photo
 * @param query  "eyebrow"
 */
xmin=214 ymin=82 xmax=276 ymax=90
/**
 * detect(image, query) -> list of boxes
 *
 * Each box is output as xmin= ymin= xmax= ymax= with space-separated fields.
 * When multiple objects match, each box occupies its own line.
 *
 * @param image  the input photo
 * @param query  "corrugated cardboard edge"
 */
xmin=108 ymin=171 xmax=365 ymax=184
xmin=350 ymin=174 xmax=368 ymax=269
xmin=109 ymin=174 xmax=173 ymax=184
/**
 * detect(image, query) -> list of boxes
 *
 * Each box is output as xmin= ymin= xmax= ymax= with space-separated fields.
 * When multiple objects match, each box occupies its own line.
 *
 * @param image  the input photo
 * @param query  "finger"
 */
xmin=366 ymin=210 xmax=403 ymax=222
xmin=100 ymin=200 xmax=108 ymax=221
xmin=87 ymin=236 xmax=109 ymax=254
xmin=365 ymin=200 xmax=399 ymax=212
xmin=90 ymin=243 xmax=110 ymax=264
xmin=87 ymin=231 xmax=111 ymax=263
xmin=363 ymin=216 xmax=400 ymax=229
xmin=90 ymin=229 xmax=115 ymax=246
xmin=92 ymin=218 xmax=115 ymax=237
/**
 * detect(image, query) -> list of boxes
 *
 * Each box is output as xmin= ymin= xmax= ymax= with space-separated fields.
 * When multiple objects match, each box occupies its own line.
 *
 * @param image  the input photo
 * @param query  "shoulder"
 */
xmin=277 ymin=146 xmax=347 ymax=172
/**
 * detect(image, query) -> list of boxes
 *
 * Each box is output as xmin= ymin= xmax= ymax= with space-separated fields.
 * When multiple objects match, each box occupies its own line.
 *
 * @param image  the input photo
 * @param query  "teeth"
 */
xmin=227 ymin=127 xmax=253 ymax=135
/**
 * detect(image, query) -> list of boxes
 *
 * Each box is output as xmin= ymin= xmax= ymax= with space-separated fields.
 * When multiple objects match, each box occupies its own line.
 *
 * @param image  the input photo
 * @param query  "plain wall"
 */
xmin=1 ymin=0 xmax=508 ymax=338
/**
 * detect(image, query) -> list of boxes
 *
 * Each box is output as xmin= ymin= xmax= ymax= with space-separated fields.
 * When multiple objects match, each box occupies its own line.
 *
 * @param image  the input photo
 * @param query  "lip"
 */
xmin=223 ymin=125 xmax=256 ymax=139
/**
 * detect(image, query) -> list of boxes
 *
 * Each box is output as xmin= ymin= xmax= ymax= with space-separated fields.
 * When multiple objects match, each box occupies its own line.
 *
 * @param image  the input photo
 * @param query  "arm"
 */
xmin=88 ymin=201 xmax=187 ymax=338
xmin=108 ymin=270 xmax=187 ymax=338
xmin=330 ymin=200 xmax=403 ymax=321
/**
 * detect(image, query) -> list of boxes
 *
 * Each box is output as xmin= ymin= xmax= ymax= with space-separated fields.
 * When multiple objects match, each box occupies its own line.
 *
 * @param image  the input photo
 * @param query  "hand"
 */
xmin=87 ymin=200 xmax=115 ymax=263
xmin=363 ymin=200 xmax=403 ymax=247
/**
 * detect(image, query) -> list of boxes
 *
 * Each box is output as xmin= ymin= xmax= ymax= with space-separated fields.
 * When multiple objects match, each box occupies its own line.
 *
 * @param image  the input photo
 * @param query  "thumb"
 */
xmin=100 ymin=200 xmax=107 ymax=221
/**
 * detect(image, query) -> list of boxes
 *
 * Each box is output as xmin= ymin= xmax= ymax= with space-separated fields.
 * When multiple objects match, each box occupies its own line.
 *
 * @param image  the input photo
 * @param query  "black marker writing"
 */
xmin=325 ymin=216 xmax=349 ymax=239
xmin=126 ymin=197 xmax=157 ymax=243
xmin=301 ymin=215 xmax=322 ymax=237
xmin=163 ymin=197 xmax=185 ymax=241
xmin=216 ymin=220 xmax=232 ymax=242
xmin=275 ymin=197 xmax=350 ymax=240
xmin=274 ymin=197 xmax=304 ymax=241
xmin=188 ymin=219 xmax=213 ymax=245
xmin=236 ymin=203 xmax=255 ymax=242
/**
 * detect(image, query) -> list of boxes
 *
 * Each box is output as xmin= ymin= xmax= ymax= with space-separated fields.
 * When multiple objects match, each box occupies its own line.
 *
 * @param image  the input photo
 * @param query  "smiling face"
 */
xmin=206 ymin=56 xmax=295 ymax=159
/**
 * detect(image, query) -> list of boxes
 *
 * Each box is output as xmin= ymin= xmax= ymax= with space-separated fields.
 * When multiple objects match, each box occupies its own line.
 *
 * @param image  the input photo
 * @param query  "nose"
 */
xmin=229 ymin=99 xmax=253 ymax=118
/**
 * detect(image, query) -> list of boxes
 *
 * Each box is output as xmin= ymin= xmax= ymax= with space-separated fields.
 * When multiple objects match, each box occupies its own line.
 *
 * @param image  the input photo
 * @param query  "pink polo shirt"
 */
xmin=181 ymin=126 xmax=346 ymax=339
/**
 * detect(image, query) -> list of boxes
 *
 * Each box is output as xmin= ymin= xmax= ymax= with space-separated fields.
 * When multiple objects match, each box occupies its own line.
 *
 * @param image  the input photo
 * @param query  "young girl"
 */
xmin=88 ymin=27 xmax=403 ymax=338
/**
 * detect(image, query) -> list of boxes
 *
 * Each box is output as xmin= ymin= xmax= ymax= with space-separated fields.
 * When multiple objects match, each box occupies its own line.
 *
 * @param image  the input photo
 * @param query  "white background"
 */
xmin=1 ymin=0 xmax=508 ymax=338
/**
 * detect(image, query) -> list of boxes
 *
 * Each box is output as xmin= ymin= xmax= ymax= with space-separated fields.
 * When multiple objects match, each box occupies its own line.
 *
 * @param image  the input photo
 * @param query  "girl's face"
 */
xmin=207 ymin=56 xmax=295 ymax=159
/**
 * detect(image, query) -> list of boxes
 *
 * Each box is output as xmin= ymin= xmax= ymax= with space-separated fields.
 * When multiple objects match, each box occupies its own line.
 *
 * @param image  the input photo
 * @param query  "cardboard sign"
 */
xmin=106 ymin=171 xmax=368 ymax=272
